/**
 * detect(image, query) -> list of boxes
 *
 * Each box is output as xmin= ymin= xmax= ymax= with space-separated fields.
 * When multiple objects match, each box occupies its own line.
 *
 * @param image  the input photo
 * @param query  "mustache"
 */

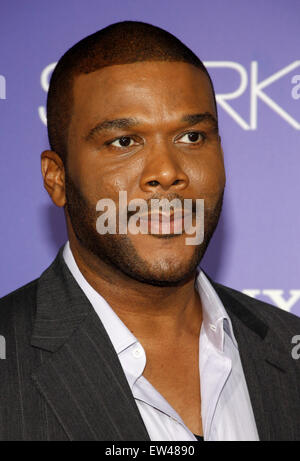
xmin=126 ymin=193 xmax=198 ymax=220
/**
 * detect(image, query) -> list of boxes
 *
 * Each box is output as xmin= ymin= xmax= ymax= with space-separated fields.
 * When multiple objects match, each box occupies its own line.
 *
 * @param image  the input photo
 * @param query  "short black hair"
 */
xmin=47 ymin=20 xmax=217 ymax=163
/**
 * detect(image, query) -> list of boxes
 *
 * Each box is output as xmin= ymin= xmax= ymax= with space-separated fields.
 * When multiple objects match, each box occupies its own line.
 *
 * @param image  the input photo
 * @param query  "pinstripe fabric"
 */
xmin=0 ymin=245 xmax=300 ymax=440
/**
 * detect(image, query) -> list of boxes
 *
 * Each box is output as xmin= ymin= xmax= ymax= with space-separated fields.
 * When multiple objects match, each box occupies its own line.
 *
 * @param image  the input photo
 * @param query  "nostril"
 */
xmin=148 ymin=180 xmax=159 ymax=187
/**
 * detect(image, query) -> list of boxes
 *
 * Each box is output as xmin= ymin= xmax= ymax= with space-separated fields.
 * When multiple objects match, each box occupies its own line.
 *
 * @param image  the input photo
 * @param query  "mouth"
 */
xmin=137 ymin=210 xmax=193 ymax=235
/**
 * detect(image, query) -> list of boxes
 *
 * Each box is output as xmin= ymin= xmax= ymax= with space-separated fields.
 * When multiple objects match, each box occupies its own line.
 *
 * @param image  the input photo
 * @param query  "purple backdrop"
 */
xmin=1 ymin=0 xmax=300 ymax=315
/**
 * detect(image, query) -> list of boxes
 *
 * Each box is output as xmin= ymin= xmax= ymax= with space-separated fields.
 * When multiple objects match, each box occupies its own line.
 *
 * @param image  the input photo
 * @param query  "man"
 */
xmin=1 ymin=21 xmax=300 ymax=441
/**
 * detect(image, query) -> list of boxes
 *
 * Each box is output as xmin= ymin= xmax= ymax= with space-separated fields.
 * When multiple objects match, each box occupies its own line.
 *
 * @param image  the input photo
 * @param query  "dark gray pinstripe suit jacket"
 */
xmin=1 ymin=245 xmax=300 ymax=441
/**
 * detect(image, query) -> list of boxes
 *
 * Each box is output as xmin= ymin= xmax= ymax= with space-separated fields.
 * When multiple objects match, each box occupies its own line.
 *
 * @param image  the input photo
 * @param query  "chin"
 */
xmin=129 ymin=255 xmax=199 ymax=287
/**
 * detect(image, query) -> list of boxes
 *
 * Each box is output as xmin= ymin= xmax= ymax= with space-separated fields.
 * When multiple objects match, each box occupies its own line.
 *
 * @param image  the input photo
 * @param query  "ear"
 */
xmin=41 ymin=150 xmax=66 ymax=207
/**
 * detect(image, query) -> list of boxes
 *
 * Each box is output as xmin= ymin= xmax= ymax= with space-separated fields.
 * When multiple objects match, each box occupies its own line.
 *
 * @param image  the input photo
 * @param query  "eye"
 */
xmin=176 ymin=131 xmax=206 ymax=144
xmin=109 ymin=136 xmax=137 ymax=148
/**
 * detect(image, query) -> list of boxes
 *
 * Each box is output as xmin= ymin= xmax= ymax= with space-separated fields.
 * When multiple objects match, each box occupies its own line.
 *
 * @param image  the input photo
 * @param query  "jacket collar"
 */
xmin=31 ymin=245 xmax=150 ymax=441
xmin=31 ymin=245 xmax=90 ymax=352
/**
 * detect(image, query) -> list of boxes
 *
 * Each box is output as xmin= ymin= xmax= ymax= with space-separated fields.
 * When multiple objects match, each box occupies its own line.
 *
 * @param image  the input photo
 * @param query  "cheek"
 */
xmin=188 ymin=155 xmax=226 ymax=196
xmin=68 ymin=144 xmax=144 ymax=208
xmin=77 ymin=161 xmax=137 ymax=204
xmin=88 ymin=153 xmax=145 ymax=198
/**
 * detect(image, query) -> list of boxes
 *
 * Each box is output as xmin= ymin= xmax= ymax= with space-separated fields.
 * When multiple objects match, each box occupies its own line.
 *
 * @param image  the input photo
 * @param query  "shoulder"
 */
xmin=0 ymin=278 xmax=38 ymax=307
xmin=213 ymin=280 xmax=300 ymax=336
xmin=0 ymin=279 xmax=39 ymax=330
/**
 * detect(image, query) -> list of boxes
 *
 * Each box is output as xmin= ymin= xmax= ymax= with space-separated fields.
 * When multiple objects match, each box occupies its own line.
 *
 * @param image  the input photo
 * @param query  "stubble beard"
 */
xmin=64 ymin=172 xmax=224 ymax=287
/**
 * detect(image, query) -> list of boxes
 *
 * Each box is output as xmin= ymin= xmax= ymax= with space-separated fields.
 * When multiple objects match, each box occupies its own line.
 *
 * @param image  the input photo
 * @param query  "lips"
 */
xmin=138 ymin=210 xmax=192 ymax=234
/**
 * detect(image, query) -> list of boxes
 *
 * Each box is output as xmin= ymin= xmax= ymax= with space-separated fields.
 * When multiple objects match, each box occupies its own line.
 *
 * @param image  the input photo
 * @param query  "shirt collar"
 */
xmin=63 ymin=240 xmax=238 ymax=364
xmin=195 ymin=268 xmax=238 ymax=351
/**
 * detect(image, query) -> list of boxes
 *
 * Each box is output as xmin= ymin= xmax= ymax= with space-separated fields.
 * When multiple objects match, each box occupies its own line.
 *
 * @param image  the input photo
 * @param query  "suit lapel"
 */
xmin=30 ymin=247 xmax=150 ymax=441
xmin=213 ymin=283 xmax=300 ymax=441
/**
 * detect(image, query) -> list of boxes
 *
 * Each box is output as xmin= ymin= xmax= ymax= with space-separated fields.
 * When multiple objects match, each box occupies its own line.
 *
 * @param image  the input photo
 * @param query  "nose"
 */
xmin=140 ymin=140 xmax=189 ymax=193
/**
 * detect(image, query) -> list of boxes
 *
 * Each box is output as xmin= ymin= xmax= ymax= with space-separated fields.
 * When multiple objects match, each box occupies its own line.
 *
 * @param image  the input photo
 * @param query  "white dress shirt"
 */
xmin=63 ymin=241 xmax=259 ymax=441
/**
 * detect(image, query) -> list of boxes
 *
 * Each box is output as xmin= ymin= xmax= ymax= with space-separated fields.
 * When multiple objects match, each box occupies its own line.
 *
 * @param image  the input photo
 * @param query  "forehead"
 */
xmin=70 ymin=61 xmax=216 ymax=129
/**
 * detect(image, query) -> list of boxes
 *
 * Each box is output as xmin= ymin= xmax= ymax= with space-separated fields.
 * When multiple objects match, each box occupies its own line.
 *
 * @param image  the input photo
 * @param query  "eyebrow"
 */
xmin=84 ymin=118 xmax=138 ymax=142
xmin=84 ymin=111 xmax=218 ymax=142
xmin=181 ymin=112 xmax=218 ymax=131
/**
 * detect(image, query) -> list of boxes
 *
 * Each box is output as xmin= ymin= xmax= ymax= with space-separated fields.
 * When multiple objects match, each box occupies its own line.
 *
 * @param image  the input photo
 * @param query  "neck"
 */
xmin=68 ymin=235 xmax=203 ymax=344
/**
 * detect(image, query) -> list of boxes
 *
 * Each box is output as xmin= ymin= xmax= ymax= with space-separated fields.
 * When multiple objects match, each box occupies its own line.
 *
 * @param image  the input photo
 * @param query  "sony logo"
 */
xmin=243 ymin=289 xmax=300 ymax=313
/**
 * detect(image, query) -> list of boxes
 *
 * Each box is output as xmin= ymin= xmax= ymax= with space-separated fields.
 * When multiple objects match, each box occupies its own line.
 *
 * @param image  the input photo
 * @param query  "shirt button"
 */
xmin=209 ymin=323 xmax=217 ymax=332
xmin=132 ymin=346 xmax=143 ymax=358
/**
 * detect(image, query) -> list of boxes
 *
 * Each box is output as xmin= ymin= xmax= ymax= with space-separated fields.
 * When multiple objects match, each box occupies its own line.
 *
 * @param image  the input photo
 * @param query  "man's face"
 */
xmin=65 ymin=61 xmax=225 ymax=286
